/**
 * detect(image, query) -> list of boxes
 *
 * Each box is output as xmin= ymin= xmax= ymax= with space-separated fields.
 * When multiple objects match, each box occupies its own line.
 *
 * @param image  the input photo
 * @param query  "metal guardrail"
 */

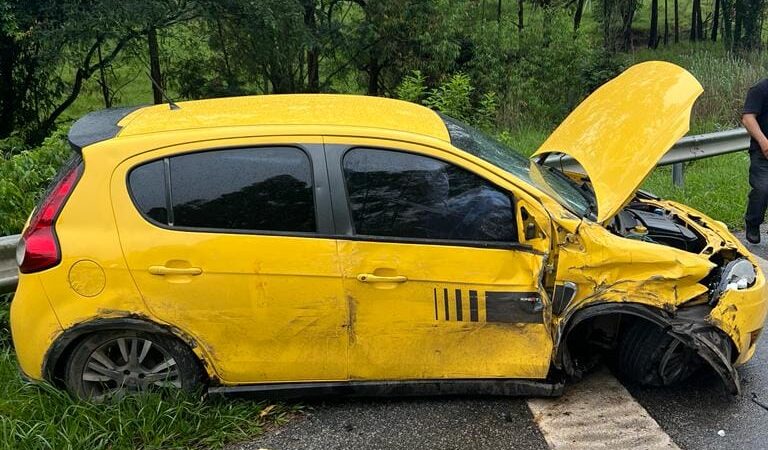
xmin=0 ymin=234 xmax=20 ymax=294
xmin=0 ymin=128 xmax=753 ymax=295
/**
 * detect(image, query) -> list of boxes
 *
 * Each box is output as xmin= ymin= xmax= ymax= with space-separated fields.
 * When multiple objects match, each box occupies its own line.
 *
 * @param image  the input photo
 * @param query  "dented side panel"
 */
xmin=339 ymin=239 xmax=552 ymax=380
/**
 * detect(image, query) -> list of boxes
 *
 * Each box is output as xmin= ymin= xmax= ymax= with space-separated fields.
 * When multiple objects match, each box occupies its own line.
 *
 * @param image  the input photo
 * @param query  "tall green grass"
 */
xmin=0 ymin=347 xmax=293 ymax=450
xmin=0 ymin=293 xmax=292 ymax=450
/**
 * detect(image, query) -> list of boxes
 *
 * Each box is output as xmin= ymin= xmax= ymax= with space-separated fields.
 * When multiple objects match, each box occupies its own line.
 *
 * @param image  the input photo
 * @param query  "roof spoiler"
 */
xmin=67 ymin=106 xmax=144 ymax=152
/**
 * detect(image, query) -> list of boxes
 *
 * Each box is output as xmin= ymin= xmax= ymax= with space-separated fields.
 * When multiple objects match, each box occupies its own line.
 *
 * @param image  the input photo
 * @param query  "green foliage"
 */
xmin=395 ymin=70 xmax=428 ymax=104
xmin=0 ymin=129 xmax=71 ymax=235
xmin=397 ymin=71 xmax=498 ymax=130
xmin=0 ymin=347 xmax=293 ymax=449
xmin=423 ymin=73 xmax=475 ymax=123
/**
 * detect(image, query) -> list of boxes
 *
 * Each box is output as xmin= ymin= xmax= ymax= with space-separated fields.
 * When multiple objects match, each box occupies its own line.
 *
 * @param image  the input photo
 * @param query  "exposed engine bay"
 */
xmin=609 ymin=200 xmax=707 ymax=253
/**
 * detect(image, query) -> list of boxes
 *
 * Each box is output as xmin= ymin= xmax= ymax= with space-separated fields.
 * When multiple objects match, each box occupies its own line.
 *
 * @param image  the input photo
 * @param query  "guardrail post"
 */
xmin=672 ymin=163 xmax=685 ymax=188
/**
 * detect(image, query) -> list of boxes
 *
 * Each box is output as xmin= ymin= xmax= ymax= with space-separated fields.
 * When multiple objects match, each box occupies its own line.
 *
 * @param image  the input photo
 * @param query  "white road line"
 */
xmin=527 ymin=254 xmax=768 ymax=449
xmin=527 ymin=369 xmax=679 ymax=449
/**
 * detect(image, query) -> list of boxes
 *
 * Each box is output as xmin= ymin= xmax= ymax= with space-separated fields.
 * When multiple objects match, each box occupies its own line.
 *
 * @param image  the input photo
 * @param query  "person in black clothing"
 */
xmin=743 ymin=79 xmax=768 ymax=244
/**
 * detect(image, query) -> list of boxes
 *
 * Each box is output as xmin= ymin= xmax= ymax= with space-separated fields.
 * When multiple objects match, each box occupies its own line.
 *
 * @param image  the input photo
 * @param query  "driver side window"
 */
xmin=342 ymin=148 xmax=517 ymax=242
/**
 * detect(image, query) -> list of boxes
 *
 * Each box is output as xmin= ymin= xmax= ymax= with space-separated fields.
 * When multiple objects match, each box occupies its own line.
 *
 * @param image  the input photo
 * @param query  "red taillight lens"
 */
xmin=18 ymin=162 xmax=83 ymax=274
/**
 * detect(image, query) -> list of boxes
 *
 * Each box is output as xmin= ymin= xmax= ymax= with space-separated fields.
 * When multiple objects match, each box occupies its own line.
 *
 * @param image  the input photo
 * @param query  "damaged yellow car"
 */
xmin=11 ymin=61 xmax=767 ymax=399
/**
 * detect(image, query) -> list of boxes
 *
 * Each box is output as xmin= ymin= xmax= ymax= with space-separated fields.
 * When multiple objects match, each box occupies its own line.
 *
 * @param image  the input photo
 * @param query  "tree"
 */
xmin=574 ymin=0 xmax=585 ymax=31
xmin=649 ymin=0 xmax=659 ymax=48
xmin=674 ymin=0 xmax=679 ymax=42
xmin=338 ymin=0 xmax=460 ymax=95
xmin=690 ymin=0 xmax=704 ymax=41
xmin=712 ymin=0 xmax=720 ymax=41
xmin=664 ymin=0 xmax=669 ymax=45
xmin=0 ymin=1 xmax=139 ymax=143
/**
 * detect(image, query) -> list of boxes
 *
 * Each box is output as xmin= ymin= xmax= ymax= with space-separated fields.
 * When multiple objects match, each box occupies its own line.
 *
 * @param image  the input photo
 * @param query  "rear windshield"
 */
xmin=440 ymin=115 xmax=593 ymax=219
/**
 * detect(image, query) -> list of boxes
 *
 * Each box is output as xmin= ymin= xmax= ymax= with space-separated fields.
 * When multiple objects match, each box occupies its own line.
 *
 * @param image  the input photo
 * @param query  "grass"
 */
xmin=0 ymin=298 xmax=294 ymax=450
xmin=643 ymin=152 xmax=750 ymax=229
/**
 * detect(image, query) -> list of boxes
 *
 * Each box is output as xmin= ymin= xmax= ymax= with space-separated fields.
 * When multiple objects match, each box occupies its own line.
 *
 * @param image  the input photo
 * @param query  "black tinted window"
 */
xmin=129 ymin=160 xmax=168 ymax=224
xmin=343 ymin=148 xmax=517 ymax=242
xmin=170 ymin=148 xmax=315 ymax=232
xmin=128 ymin=147 xmax=316 ymax=233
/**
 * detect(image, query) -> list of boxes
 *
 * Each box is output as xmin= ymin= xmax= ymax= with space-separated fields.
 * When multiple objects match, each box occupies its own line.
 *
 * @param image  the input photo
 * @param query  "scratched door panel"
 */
xmin=340 ymin=240 xmax=552 ymax=380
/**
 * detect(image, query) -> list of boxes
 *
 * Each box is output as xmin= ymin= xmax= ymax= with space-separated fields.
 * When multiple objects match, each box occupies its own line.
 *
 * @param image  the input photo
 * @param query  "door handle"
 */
xmin=148 ymin=266 xmax=202 ymax=276
xmin=356 ymin=273 xmax=407 ymax=283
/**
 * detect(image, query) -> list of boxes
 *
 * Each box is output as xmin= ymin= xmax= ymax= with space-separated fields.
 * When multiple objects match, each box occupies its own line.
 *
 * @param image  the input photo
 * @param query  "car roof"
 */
xmin=68 ymin=94 xmax=451 ymax=150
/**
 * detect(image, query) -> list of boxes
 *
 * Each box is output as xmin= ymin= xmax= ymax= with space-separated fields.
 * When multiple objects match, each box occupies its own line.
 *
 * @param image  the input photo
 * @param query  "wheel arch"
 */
xmin=555 ymin=301 xmax=740 ymax=394
xmin=43 ymin=316 xmax=216 ymax=387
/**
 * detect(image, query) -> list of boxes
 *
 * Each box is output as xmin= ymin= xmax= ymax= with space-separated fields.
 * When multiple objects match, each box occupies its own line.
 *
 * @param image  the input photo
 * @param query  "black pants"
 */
xmin=746 ymin=150 xmax=768 ymax=227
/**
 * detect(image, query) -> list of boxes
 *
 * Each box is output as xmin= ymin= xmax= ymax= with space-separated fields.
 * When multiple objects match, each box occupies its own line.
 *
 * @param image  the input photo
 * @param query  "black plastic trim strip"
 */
xmin=208 ymin=378 xmax=563 ymax=399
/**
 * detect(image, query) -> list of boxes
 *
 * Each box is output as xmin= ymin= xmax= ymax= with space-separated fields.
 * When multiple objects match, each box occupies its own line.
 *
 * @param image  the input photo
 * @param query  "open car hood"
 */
xmin=532 ymin=61 xmax=703 ymax=223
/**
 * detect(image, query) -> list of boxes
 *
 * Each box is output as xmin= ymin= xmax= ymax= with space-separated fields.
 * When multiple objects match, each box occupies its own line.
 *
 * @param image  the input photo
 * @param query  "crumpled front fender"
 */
xmin=558 ymin=303 xmax=739 ymax=395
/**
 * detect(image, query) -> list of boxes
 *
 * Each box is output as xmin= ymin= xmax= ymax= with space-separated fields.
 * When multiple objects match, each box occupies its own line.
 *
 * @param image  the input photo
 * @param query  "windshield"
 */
xmin=441 ymin=115 xmax=593 ymax=218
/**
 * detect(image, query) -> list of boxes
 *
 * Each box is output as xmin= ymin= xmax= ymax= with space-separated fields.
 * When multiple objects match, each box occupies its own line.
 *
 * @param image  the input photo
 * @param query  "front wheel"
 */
xmin=64 ymin=330 xmax=204 ymax=399
xmin=618 ymin=320 xmax=703 ymax=386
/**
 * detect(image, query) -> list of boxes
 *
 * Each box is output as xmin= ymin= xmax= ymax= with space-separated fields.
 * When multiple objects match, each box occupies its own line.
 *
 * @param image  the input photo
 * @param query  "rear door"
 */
xmin=326 ymin=140 xmax=553 ymax=380
xmin=111 ymin=137 xmax=348 ymax=384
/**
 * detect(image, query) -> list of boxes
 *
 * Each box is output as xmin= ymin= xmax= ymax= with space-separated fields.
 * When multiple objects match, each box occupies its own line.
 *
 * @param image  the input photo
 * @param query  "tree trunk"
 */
xmin=497 ymin=0 xmax=502 ymax=22
xmin=304 ymin=0 xmax=320 ymax=92
xmin=664 ymin=0 xmax=670 ymax=44
xmin=574 ymin=0 xmax=585 ymax=31
xmin=367 ymin=60 xmax=381 ymax=96
xmin=734 ymin=0 xmax=743 ymax=47
xmin=518 ymin=0 xmax=524 ymax=30
xmin=621 ymin=0 xmax=637 ymax=51
xmin=97 ymin=43 xmax=111 ymax=109
xmin=690 ymin=0 xmax=699 ymax=40
xmin=712 ymin=0 xmax=720 ymax=41
xmin=649 ymin=0 xmax=659 ymax=47
xmin=722 ymin=0 xmax=733 ymax=49
xmin=147 ymin=27 xmax=164 ymax=105
xmin=674 ymin=0 xmax=680 ymax=42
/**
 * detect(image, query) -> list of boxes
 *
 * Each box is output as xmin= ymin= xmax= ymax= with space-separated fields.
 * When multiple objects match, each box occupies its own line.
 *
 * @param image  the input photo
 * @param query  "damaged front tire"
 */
xmin=618 ymin=320 xmax=703 ymax=387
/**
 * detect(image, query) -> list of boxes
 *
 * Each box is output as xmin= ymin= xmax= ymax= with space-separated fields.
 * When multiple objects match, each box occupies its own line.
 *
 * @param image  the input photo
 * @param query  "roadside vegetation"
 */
xmin=1 ymin=0 xmax=766 ymax=447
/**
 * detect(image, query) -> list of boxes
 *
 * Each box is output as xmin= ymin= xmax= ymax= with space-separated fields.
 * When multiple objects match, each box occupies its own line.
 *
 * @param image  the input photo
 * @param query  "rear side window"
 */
xmin=128 ymin=147 xmax=316 ymax=233
xmin=343 ymin=148 xmax=517 ymax=242
xmin=129 ymin=160 xmax=168 ymax=224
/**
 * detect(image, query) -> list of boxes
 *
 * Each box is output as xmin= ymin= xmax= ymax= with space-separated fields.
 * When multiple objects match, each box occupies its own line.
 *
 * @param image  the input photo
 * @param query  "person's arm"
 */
xmin=742 ymin=113 xmax=768 ymax=158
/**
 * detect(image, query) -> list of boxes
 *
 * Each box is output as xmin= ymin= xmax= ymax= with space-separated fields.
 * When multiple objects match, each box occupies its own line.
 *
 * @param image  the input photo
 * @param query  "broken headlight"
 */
xmin=710 ymin=258 xmax=757 ymax=304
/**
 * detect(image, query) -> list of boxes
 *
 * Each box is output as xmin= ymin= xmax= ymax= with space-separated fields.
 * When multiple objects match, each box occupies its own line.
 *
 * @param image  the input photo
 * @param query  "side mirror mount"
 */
xmin=525 ymin=222 xmax=538 ymax=240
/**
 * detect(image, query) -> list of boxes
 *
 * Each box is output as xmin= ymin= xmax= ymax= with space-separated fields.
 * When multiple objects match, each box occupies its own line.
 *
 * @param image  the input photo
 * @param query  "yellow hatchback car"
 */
xmin=11 ymin=61 xmax=767 ymax=399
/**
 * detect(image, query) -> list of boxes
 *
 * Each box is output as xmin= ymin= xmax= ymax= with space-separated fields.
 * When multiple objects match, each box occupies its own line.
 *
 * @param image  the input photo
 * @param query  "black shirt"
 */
xmin=743 ymin=79 xmax=768 ymax=153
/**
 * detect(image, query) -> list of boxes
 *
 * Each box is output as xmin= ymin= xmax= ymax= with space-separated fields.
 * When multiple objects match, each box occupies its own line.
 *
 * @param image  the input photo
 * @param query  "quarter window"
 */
xmin=129 ymin=147 xmax=316 ymax=233
xmin=343 ymin=148 xmax=517 ymax=242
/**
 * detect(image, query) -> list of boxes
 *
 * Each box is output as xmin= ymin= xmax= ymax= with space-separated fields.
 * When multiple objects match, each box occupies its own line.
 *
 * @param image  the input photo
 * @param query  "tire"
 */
xmin=64 ymin=330 xmax=204 ymax=399
xmin=618 ymin=320 xmax=703 ymax=387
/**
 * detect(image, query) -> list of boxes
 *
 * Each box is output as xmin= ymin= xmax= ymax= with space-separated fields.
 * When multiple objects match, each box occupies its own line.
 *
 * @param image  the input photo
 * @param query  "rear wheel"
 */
xmin=64 ymin=330 xmax=204 ymax=399
xmin=618 ymin=320 xmax=703 ymax=386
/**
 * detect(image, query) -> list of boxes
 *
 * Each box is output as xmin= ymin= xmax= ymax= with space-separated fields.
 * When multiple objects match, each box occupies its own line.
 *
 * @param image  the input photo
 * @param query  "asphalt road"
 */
xmin=229 ymin=230 xmax=768 ymax=450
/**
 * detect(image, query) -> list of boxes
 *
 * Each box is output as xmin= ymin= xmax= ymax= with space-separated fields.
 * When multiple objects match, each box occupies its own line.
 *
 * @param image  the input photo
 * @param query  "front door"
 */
xmin=328 ymin=144 xmax=553 ymax=380
xmin=111 ymin=138 xmax=348 ymax=384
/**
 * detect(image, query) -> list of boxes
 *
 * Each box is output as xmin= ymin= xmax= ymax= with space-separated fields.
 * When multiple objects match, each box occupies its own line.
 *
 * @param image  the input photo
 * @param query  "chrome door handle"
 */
xmin=148 ymin=266 xmax=202 ymax=276
xmin=356 ymin=273 xmax=407 ymax=283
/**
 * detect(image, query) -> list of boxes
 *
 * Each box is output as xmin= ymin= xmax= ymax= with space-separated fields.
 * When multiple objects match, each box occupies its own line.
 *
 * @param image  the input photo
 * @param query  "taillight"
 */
xmin=17 ymin=161 xmax=83 ymax=273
